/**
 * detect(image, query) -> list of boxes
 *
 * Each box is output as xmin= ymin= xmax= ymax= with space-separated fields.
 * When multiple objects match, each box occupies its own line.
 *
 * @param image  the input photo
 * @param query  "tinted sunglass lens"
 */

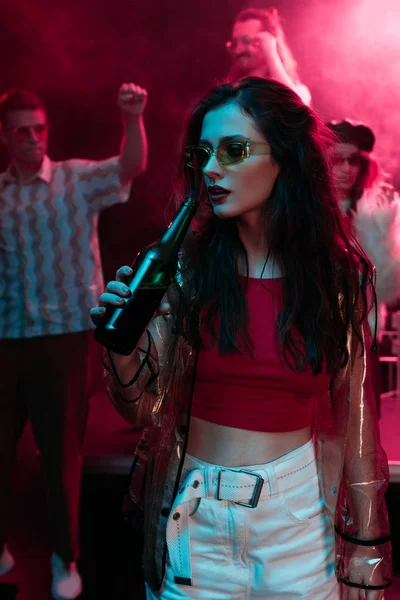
xmin=218 ymin=142 xmax=245 ymax=165
xmin=187 ymin=147 xmax=210 ymax=169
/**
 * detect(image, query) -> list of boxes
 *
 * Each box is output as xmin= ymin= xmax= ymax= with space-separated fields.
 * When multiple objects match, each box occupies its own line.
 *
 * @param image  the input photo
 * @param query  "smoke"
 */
xmin=1 ymin=0 xmax=399 ymax=187
xmin=278 ymin=0 xmax=400 ymax=187
xmin=1 ymin=0 xmax=399 ymax=274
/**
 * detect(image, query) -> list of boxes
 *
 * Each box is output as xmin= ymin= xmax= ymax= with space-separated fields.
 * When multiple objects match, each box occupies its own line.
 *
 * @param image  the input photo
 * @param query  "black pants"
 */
xmin=0 ymin=331 xmax=91 ymax=563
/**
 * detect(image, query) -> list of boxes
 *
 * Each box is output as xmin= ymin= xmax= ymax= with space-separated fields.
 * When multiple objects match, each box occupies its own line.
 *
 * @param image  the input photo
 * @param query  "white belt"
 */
xmin=166 ymin=450 xmax=317 ymax=586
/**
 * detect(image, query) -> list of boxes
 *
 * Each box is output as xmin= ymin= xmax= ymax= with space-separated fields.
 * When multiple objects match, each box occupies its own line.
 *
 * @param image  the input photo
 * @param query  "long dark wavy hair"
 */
xmin=173 ymin=77 xmax=373 ymax=376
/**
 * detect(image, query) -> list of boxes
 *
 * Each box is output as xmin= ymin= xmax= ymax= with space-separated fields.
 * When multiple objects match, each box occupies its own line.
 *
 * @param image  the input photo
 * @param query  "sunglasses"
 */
xmin=11 ymin=124 xmax=48 ymax=142
xmin=225 ymin=35 xmax=259 ymax=52
xmin=185 ymin=139 xmax=271 ymax=170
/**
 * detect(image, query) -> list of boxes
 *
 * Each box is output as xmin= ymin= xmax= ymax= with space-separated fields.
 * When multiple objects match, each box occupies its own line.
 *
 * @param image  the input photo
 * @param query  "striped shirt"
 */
xmin=0 ymin=155 xmax=129 ymax=339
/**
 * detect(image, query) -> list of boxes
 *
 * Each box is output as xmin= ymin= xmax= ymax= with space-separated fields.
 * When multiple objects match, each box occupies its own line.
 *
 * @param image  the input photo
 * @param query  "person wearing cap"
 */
xmin=327 ymin=118 xmax=400 ymax=413
xmin=327 ymin=119 xmax=380 ymax=212
xmin=326 ymin=118 xmax=400 ymax=319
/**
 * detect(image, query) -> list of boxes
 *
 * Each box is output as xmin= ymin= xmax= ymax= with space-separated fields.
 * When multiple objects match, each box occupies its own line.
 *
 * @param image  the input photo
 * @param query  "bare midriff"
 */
xmin=186 ymin=416 xmax=312 ymax=466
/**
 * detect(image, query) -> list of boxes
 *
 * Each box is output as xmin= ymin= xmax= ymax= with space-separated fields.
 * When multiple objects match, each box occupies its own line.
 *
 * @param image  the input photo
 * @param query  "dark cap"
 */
xmin=326 ymin=118 xmax=375 ymax=152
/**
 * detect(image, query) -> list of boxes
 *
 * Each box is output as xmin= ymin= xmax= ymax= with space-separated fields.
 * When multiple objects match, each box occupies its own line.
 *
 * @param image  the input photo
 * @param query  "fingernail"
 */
xmin=99 ymin=307 xmax=106 ymax=313
xmin=122 ymin=286 xmax=131 ymax=295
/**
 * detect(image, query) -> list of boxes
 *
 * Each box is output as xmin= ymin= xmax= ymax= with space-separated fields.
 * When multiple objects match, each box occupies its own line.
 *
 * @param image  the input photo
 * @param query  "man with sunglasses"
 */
xmin=226 ymin=7 xmax=311 ymax=106
xmin=0 ymin=82 xmax=148 ymax=599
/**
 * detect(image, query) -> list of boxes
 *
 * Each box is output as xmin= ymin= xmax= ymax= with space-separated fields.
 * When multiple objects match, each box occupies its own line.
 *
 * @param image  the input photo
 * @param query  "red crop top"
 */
xmin=191 ymin=277 xmax=331 ymax=432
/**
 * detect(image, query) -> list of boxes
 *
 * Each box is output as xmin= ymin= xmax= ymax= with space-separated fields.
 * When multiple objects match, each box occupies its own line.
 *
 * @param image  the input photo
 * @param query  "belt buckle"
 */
xmin=217 ymin=469 xmax=264 ymax=509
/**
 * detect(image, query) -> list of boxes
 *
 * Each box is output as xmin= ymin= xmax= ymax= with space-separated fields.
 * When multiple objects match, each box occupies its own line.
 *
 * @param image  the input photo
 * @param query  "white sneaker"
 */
xmin=0 ymin=544 xmax=15 ymax=576
xmin=51 ymin=553 xmax=82 ymax=599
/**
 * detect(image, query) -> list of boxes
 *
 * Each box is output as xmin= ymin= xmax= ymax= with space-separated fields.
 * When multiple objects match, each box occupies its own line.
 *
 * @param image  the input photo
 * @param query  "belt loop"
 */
xmin=262 ymin=464 xmax=278 ymax=497
xmin=206 ymin=467 xmax=215 ymax=497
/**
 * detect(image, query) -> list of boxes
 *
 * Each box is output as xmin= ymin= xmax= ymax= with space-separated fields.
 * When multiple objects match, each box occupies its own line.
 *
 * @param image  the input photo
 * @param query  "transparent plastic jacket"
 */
xmin=104 ymin=278 xmax=392 ymax=594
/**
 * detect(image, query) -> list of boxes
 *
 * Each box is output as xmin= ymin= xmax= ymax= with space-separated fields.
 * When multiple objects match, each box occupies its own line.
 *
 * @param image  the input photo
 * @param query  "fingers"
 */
xmin=100 ymin=290 xmax=127 ymax=305
xmin=90 ymin=290 xmax=126 ymax=324
xmin=256 ymin=30 xmax=275 ymax=39
xmin=91 ymin=265 xmax=173 ymax=327
xmin=118 ymin=83 xmax=148 ymax=108
xmin=90 ymin=268 xmax=132 ymax=324
xmin=116 ymin=265 xmax=133 ymax=282
xmin=90 ymin=306 xmax=106 ymax=324
xmin=255 ymin=30 xmax=277 ymax=48
xmin=100 ymin=280 xmax=131 ymax=306
xmin=119 ymin=82 xmax=147 ymax=97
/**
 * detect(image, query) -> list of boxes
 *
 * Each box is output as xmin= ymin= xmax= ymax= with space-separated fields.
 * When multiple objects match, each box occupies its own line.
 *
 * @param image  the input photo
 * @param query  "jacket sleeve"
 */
xmin=334 ymin=317 xmax=392 ymax=591
xmin=103 ymin=309 xmax=175 ymax=430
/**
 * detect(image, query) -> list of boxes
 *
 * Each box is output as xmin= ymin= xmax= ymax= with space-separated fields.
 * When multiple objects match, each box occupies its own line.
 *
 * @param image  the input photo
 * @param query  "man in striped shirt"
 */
xmin=0 ymin=82 xmax=148 ymax=598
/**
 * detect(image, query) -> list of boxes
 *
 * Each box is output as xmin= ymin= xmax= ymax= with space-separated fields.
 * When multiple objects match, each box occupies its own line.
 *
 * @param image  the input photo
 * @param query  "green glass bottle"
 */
xmin=94 ymin=197 xmax=198 ymax=355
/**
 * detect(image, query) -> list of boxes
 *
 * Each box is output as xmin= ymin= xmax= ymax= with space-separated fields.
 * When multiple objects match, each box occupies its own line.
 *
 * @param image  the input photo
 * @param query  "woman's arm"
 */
xmin=90 ymin=265 xmax=176 ymax=429
xmin=334 ymin=317 xmax=392 ymax=594
xmin=103 ymin=309 xmax=175 ymax=429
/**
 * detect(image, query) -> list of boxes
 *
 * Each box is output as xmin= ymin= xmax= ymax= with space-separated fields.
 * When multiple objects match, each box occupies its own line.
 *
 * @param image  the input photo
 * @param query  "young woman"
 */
xmin=91 ymin=79 xmax=391 ymax=599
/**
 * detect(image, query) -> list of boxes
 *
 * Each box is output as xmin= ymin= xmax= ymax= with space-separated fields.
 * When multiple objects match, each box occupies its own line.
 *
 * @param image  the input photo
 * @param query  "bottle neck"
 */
xmin=158 ymin=198 xmax=198 ymax=251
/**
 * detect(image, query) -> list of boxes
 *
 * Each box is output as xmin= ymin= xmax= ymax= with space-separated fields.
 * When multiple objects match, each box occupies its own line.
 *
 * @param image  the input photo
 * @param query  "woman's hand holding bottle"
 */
xmin=90 ymin=266 xmax=134 ymax=324
xmin=90 ymin=265 xmax=171 ymax=378
xmin=90 ymin=266 xmax=172 ymax=325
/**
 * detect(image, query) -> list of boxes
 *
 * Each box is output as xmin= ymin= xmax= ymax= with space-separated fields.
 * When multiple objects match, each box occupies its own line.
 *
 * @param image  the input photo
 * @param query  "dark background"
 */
xmin=0 ymin=1 xmax=400 ymax=596
xmin=1 ymin=0 xmax=399 ymax=282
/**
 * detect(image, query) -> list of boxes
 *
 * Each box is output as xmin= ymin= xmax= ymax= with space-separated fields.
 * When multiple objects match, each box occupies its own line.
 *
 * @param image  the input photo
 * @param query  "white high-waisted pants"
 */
xmin=146 ymin=439 xmax=340 ymax=599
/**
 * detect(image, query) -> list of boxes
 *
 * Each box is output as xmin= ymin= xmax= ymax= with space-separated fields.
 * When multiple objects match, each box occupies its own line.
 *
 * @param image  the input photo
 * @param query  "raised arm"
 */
xmin=117 ymin=83 xmax=148 ymax=185
xmin=256 ymin=31 xmax=311 ymax=106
